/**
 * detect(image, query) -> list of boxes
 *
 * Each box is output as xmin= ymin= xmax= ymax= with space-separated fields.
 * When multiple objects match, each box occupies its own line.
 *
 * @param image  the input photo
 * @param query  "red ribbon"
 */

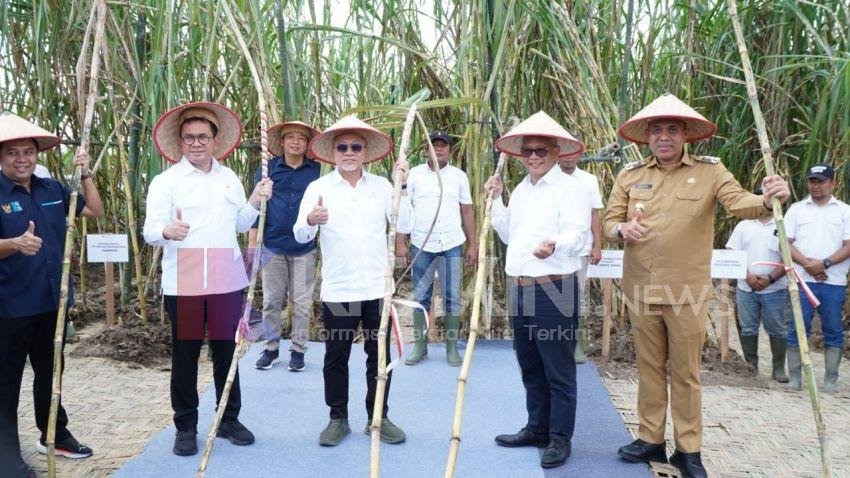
xmin=752 ymin=261 xmax=820 ymax=307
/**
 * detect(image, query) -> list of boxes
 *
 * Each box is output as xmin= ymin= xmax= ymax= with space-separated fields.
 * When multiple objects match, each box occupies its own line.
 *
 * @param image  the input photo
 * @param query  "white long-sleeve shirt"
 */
xmin=399 ymin=163 xmax=472 ymax=252
xmin=143 ymin=157 xmax=259 ymax=296
xmin=293 ymin=168 xmax=411 ymax=302
xmin=491 ymin=166 xmax=589 ymax=277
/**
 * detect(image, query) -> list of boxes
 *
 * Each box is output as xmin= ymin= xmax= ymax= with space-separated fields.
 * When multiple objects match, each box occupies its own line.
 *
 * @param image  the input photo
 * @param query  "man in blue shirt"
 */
xmin=0 ymin=112 xmax=103 ymax=478
xmin=251 ymin=121 xmax=321 ymax=372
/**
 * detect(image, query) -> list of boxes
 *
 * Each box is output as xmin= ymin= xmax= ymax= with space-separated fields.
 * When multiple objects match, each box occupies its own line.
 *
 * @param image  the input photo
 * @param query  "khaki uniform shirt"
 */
xmin=602 ymin=154 xmax=767 ymax=305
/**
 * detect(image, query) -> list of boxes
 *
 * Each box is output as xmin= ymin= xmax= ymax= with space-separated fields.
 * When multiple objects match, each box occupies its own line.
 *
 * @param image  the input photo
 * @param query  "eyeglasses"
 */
xmin=181 ymin=134 xmax=213 ymax=145
xmin=335 ymin=143 xmax=364 ymax=153
xmin=519 ymin=147 xmax=550 ymax=158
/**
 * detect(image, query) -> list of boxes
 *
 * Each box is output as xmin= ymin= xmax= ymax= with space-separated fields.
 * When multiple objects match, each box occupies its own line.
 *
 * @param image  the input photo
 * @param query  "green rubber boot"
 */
xmin=574 ymin=315 xmax=587 ymax=364
xmin=823 ymin=347 xmax=842 ymax=394
xmin=769 ymin=337 xmax=788 ymax=383
xmin=786 ymin=347 xmax=802 ymax=391
xmin=739 ymin=335 xmax=759 ymax=373
xmin=404 ymin=310 xmax=428 ymax=365
xmin=444 ymin=314 xmax=462 ymax=366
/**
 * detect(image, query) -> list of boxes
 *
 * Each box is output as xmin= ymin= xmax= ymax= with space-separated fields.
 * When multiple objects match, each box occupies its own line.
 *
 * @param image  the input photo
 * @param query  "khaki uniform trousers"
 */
xmin=627 ymin=298 xmax=709 ymax=453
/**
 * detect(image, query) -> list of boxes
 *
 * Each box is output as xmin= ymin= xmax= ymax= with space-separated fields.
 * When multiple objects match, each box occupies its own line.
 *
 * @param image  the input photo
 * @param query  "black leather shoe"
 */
xmin=494 ymin=427 xmax=549 ymax=448
xmin=540 ymin=438 xmax=571 ymax=468
xmin=173 ymin=428 xmax=198 ymax=456
xmin=617 ymin=438 xmax=667 ymax=463
xmin=669 ymin=450 xmax=707 ymax=478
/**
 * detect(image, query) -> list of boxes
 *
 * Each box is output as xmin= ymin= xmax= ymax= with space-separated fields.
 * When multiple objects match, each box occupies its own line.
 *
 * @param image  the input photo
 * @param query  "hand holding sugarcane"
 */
xmin=249 ymin=177 xmax=273 ymax=209
xmin=760 ymin=175 xmax=790 ymax=207
xmin=483 ymin=174 xmax=502 ymax=197
xmin=74 ymin=151 xmax=93 ymax=177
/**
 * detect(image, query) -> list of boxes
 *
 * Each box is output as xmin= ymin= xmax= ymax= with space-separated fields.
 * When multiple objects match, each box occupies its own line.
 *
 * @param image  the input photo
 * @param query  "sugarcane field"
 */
xmin=2 ymin=0 xmax=850 ymax=477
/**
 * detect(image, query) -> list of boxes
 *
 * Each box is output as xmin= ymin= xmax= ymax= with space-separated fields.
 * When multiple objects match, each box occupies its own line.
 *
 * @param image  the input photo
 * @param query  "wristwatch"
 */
xmin=615 ymin=224 xmax=624 ymax=239
xmin=823 ymin=258 xmax=833 ymax=269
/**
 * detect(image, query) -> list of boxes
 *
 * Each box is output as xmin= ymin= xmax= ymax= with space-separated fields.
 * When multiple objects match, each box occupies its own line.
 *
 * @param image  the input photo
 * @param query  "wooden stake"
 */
xmin=726 ymin=1 xmax=831 ymax=475
xmin=602 ymin=278 xmax=613 ymax=361
xmin=719 ymin=278 xmax=730 ymax=363
xmin=105 ymin=262 xmax=115 ymax=327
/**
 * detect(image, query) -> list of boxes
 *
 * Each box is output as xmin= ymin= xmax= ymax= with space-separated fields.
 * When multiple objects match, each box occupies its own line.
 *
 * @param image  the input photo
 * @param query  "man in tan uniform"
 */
xmin=603 ymin=93 xmax=790 ymax=478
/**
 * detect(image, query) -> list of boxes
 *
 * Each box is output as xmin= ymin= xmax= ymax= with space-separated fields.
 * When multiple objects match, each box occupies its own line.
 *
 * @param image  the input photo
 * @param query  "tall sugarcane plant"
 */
xmin=726 ymin=2 xmax=831 ymax=475
xmin=46 ymin=2 xmax=107 ymax=476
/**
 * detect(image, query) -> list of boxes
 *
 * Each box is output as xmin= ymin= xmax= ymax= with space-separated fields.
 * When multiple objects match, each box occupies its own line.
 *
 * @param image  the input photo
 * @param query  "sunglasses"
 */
xmin=335 ymin=143 xmax=364 ymax=153
xmin=519 ymin=147 xmax=550 ymax=158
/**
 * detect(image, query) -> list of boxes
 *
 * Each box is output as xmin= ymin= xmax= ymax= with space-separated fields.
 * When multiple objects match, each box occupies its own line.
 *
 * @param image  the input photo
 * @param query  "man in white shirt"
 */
xmin=558 ymin=153 xmax=603 ymax=363
xmin=484 ymin=111 xmax=589 ymax=470
xmin=293 ymin=115 xmax=410 ymax=447
xmin=725 ymin=203 xmax=789 ymax=382
xmin=143 ymin=102 xmax=271 ymax=456
xmin=396 ymin=131 xmax=476 ymax=366
xmin=784 ymin=164 xmax=850 ymax=393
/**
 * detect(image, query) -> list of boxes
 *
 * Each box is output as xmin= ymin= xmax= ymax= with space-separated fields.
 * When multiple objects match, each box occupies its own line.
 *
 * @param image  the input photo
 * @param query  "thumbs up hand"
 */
xmin=16 ymin=221 xmax=43 ymax=255
xmin=621 ymin=203 xmax=647 ymax=243
xmin=307 ymin=195 xmax=328 ymax=226
xmin=163 ymin=207 xmax=191 ymax=241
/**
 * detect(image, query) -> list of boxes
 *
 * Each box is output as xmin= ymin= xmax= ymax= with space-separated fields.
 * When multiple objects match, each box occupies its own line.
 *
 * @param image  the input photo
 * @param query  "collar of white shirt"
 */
xmin=522 ymin=165 xmax=566 ymax=186
xmin=174 ymin=156 xmax=222 ymax=176
xmin=803 ymin=195 xmax=839 ymax=206
xmin=329 ymin=167 xmax=374 ymax=185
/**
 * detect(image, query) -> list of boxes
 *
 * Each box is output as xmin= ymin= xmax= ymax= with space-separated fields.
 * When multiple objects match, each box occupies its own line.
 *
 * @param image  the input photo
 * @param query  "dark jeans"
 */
xmin=0 ymin=311 xmax=71 ymax=469
xmin=165 ymin=292 xmax=243 ymax=431
xmin=322 ymin=299 xmax=391 ymax=420
xmin=509 ymin=276 xmax=578 ymax=441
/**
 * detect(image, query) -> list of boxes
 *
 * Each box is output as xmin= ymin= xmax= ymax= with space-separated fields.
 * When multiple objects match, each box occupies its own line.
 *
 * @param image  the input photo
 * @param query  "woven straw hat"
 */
xmin=153 ymin=102 xmax=242 ymax=163
xmin=494 ymin=111 xmax=584 ymax=158
xmin=0 ymin=112 xmax=60 ymax=151
xmin=308 ymin=115 xmax=393 ymax=164
xmin=268 ymin=121 xmax=320 ymax=157
xmin=617 ymin=93 xmax=717 ymax=144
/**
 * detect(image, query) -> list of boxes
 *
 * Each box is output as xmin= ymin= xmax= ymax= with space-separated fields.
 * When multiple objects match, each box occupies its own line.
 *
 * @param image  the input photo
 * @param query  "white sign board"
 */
xmin=586 ymin=249 xmax=748 ymax=280
xmin=587 ymin=250 xmax=624 ymax=279
xmin=710 ymin=249 xmax=748 ymax=279
xmin=87 ymin=234 xmax=129 ymax=263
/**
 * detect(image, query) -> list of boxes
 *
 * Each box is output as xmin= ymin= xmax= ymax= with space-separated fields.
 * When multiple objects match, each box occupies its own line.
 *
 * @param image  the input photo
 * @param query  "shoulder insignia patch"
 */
xmin=623 ymin=159 xmax=647 ymax=171
xmin=695 ymin=156 xmax=721 ymax=164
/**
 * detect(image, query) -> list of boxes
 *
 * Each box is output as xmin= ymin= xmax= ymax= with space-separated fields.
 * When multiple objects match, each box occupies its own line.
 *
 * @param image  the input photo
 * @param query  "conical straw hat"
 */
xmin=308 ymin=115 xmax=393 ymax=164
xmin=0 ymin=112 xmax=60 ymax=151
xmin=268 ymin=121 xmax=320 ymax=157
xmin=494 ymin=111 xmax=584 ymax=158
xmin=617 ymin=93 xmax=717 ymax=144
xmin=153 ymin=102 xmax=243 ymax=163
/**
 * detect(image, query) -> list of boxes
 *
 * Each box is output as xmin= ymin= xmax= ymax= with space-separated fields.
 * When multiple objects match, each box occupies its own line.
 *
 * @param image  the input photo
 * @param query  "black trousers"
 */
xmin=0 ymin=311 xmax=71 ymax=468
xmin=322 ymin=299 xmax=392 ymax=420
xmin=165 ymin=292 xmax=243 ymax=431
xmin=509 ymin=277 xmax=578 ymax=440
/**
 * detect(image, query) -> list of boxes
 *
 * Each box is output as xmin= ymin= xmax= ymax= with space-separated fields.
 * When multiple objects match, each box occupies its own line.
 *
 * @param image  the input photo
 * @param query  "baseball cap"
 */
xmin=805 ymin=164 xmax=834 ymax=181
xmin=428 ymin=131 xmax=453 ymax=146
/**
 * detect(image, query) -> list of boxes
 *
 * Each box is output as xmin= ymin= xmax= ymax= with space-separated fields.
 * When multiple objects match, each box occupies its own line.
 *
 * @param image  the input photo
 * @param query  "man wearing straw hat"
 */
xmin=396 ymin=130 xmax=477 ymax=367
xmin=294 ymin=114 xmax=411 ymax=447
xmin=250 ymin=120 xmax=321 ymax=372
xmin=558 ymin=151 xmax=603 ymax=364
xmin=143 ymin=102 xmax=272 ymax=456
xmin=484 ymin=111 xmax=589 ymax=469
xmin=604 ymin=93 xmax=790 ymax=477
xmin=0 ymin=112 xmax=102 ymax=477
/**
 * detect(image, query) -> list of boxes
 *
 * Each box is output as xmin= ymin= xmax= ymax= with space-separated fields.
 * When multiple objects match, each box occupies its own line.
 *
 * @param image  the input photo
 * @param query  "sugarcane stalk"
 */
xmin=444 ymin=151 xmax=508 ymax=478
xmin=369 ymin=101 xmax=419 ymax=478
xmin=46 ymin=2 xmax=106 ymax=476
xmin=196 ymin=1 xmax=271 ymax=475
xmin=726 ymin=1 xmax=831 ymax=476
